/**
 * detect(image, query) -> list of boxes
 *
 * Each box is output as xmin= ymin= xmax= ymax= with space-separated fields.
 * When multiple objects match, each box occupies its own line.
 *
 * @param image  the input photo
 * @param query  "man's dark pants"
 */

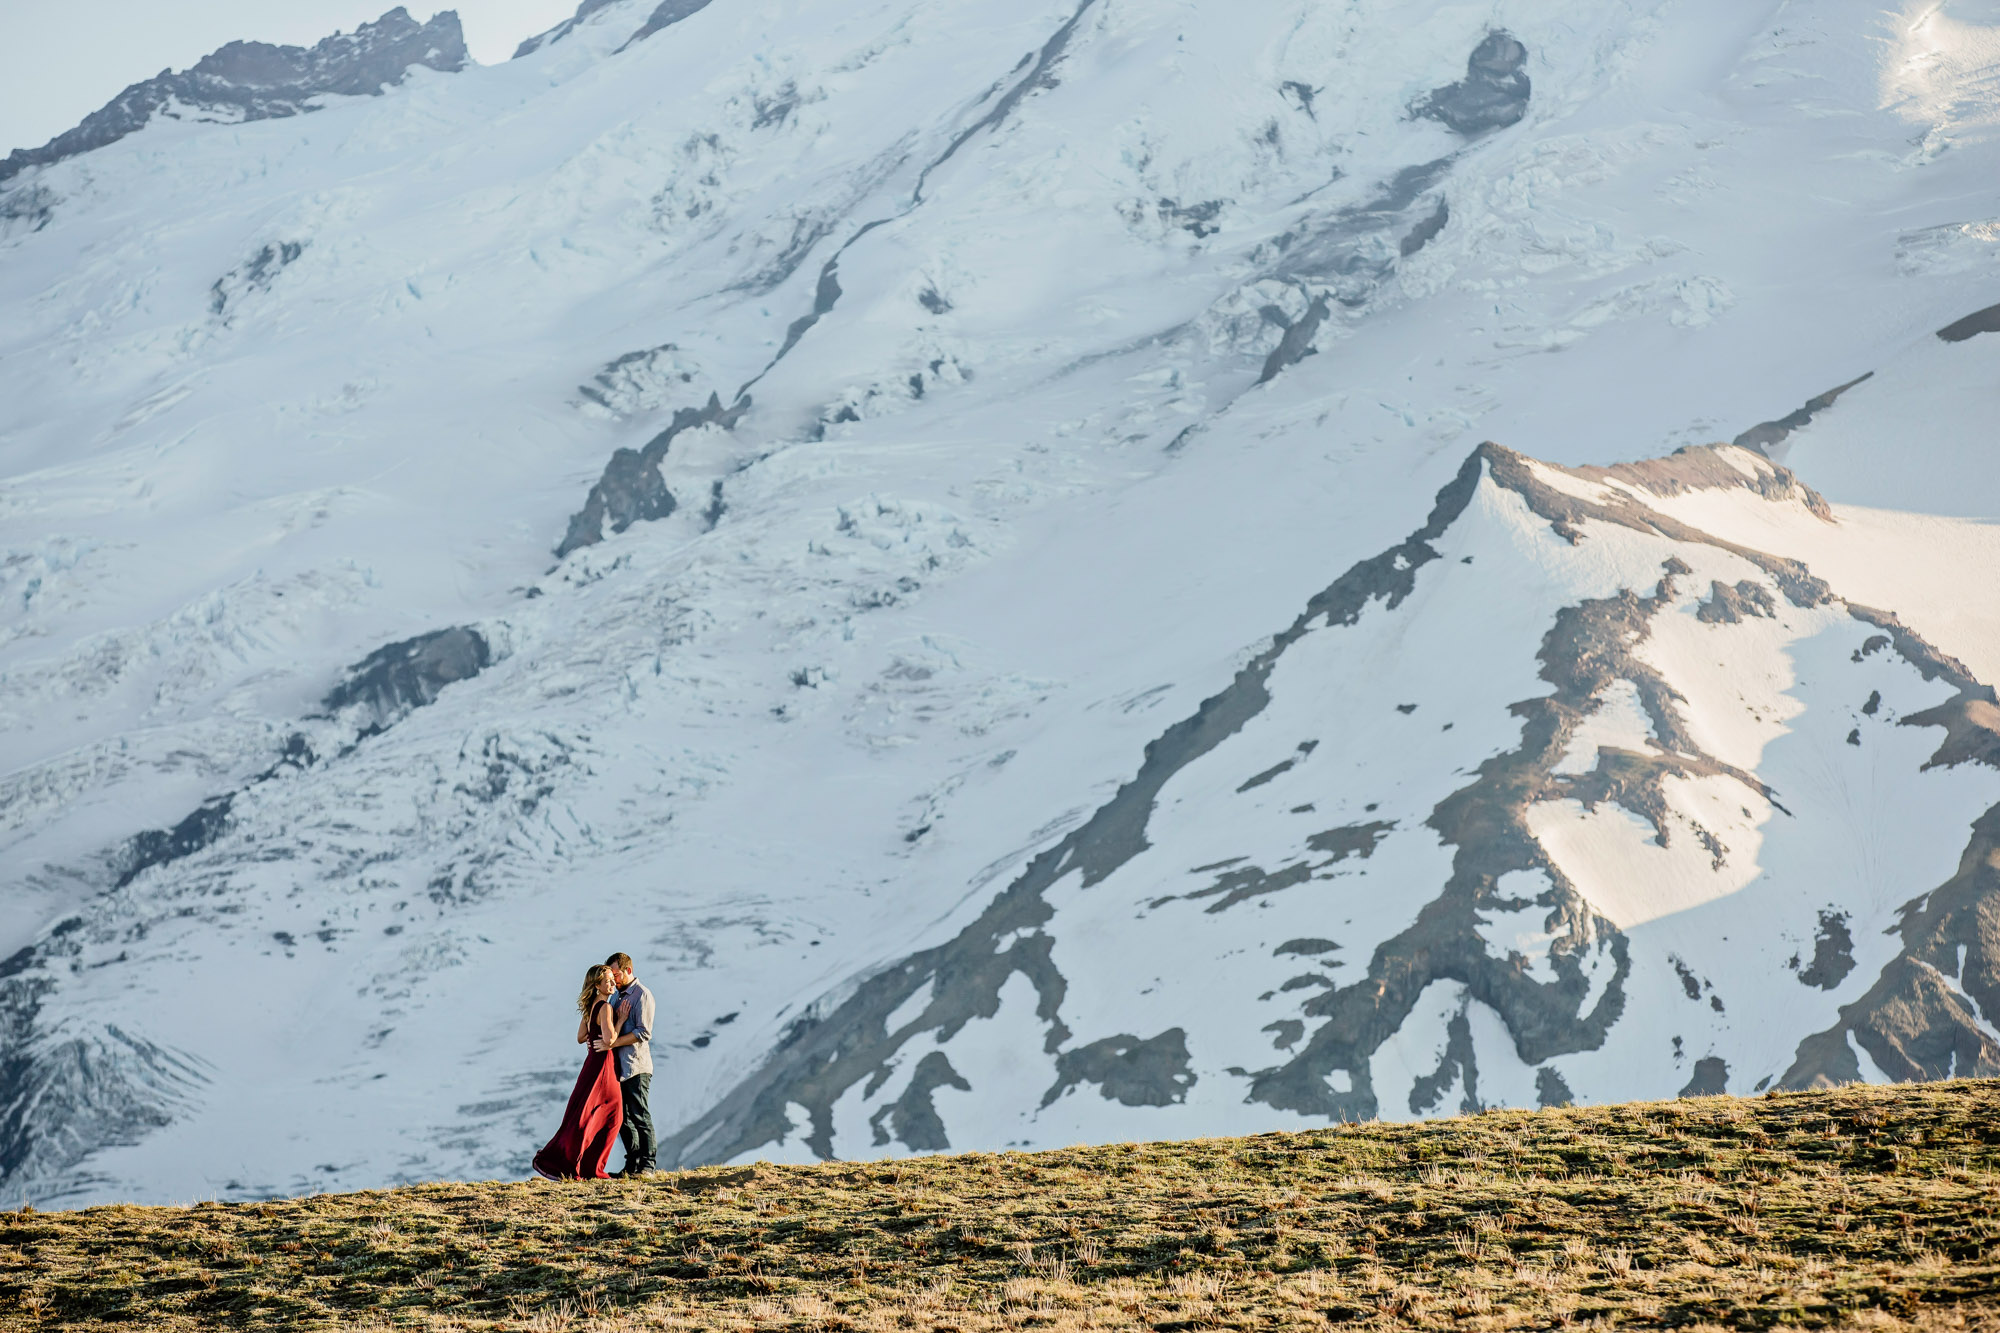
xmin=619 ymin=1074 xmax=655 ymax=1173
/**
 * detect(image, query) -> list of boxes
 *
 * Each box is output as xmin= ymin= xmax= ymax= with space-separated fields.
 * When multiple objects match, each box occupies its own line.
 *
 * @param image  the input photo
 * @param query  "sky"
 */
xmin=0 ymin=0 xmax=584 ymax=153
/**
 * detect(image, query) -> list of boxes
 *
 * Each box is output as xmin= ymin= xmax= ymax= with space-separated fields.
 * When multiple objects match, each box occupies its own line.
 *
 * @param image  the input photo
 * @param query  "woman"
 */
xmin=532 ymin=964 xmax=625 ymax=1180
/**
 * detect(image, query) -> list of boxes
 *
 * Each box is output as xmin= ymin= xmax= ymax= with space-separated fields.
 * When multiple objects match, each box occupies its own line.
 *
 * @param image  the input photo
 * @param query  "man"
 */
xmin=592 ymin=951 xmax=656 ymax=1176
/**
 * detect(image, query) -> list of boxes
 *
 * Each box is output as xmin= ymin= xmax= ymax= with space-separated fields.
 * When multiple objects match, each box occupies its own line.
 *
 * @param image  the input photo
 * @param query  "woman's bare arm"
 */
xmin=576 ymin=1010 xmax=592 ymax=1045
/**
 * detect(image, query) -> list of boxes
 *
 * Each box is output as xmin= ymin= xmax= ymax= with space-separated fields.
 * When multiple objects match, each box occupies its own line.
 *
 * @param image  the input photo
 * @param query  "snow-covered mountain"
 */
xmin=3 ymin=0 xmax=1999 ymax=1205
xmin=0 ymin=8 xmax=469 ymax=187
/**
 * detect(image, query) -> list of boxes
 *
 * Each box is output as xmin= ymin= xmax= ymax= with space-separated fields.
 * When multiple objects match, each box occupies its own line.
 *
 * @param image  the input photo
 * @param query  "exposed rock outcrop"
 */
xmin=210 ymin=241 xmax=307 ymax=319
xmin=1696 ymin=579 xmax=1776 ymax=625
xmin=1 ymin=9 xmax=468 ymax=184
xmin=1043 ymin=1029 xmax=1197 ymax=1108
xmin=513 ymin=0 xmax=623 ymax=58
xmin=1257 ymin=294 xmax=1331 ymax=383
xmin=321 ymin=626 xmax=491 ymax=733
xmin=1577 ymin=444 xmax=1835 ymax=522
xmin=1270 ymin=157 xmax=1451 ymax=288
xmin=866 ymin=1052 xmax=969 ymax=1151
xmin=1794 ymin=910 xmax=1856 ymax=991
xmin=658 ymin=436 xmax=2000 ymax=1165
xmin=658 ymin=450 xmax=1516 ymax=1162
xmin=1779 ymin=610 xmax=2000 ymax=1087
xmin=118 ymin=797 xmax=234 ymax=890
xmin=1731 ymin=372 xmax=1874 ymax=456
xmin=1678 ymin=1056 xmax=1729 ymax=1096
xmin=1937 ymin=301 xmax=2000 ymax=343
xmin=1399 ymin=196 xmax=1450 ymax=257
xmin=621 ymin=0 xmax=718 ymax=50
xmin=1414 ymin=32 xmax=1531 ymax=136
xmin=555 ymin=393 xmax=749 ymax=558
xmin=0 ymin=183 xmax=55 ymax=235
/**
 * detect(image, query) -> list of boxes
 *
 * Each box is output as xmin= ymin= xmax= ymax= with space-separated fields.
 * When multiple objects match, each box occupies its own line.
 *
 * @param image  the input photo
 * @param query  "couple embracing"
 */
xmin=533 ymin=951 xmax=657 ymax=1180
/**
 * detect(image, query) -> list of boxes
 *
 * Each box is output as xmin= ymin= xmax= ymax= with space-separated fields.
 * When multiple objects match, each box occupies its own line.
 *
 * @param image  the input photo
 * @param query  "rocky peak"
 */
xmin=0 ymin=8 xmax=467 ymax=185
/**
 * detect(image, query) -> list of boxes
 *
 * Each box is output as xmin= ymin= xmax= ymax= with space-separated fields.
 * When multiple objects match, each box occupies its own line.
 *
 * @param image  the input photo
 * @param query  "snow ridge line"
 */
xmin=0 ymin=8 xmax=469 ymax=186
xmin=1483 ymin=445 xmax=2000 ymax=1096
xmin=658 ymin=447 xmax=1487 ymax=1166
xmin=658 ymin=440 xmax=2000 ymax=1164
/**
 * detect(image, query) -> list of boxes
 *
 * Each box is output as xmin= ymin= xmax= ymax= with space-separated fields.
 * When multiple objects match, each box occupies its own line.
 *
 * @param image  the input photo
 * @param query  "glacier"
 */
xmin=2 ymin=0 xmax=2000 ymax=1205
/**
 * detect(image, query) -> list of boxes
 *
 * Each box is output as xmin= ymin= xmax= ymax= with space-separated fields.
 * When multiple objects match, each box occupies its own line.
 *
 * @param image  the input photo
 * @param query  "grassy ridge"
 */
xmin=5 ymin=1081 xmax=2000 ymax=1330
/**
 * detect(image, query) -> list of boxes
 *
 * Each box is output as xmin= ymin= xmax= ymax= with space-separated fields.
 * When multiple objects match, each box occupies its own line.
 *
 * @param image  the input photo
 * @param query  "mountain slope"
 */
xmin=0 ymin=8 xmax=468 ymax=186
xmin=662 ymin=441 xmax=2000 ymax=1166
xmin=3 ymin=0 xmax=2000 ymax=1204
xmin=9 ymin=1081 xmax=2000 ymax=1331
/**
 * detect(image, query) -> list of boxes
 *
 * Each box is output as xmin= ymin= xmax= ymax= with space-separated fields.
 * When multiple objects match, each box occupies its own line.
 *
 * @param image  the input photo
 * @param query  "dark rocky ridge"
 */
xmin=1576 ymin=445 xmax=1836 ymax=522
xmin=866 ymin=1052 xmax=968 ymax=1151
xmin=1731 ymin=372 xmax=1874 ymax=456
xmin=657 ymin=452 xmax=1491 ymax=1167
xmin=1 ymin=9 xmax=467 ymax=186
xmin=620 ymin=0 xmax=719 ymax=51
xmin=1250 ymin=558 xmax=1699 ymax=1121
xmin=659 ymin=440 xmax=2000 ymax=1166
xmin=1678 ymin=1055 xmax=1729 ymax=1096
xmin=1936 ymin=300 xmax=2000 ymax=343
xmin=118 ymin=797 xmax=235 ymax=890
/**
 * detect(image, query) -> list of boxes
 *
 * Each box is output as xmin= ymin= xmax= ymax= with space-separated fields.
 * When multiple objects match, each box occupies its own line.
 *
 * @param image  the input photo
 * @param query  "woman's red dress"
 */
xmin=533 ymin=1000 xmax=624 ymax=1180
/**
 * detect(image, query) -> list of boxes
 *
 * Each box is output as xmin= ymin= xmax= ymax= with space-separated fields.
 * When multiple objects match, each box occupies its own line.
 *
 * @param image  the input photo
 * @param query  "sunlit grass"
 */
xmin=5 ymin=1080 xmax=2000 ymax=1329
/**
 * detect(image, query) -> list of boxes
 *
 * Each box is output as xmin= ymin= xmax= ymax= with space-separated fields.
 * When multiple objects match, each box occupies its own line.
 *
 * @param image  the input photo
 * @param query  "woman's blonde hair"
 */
xmin=577 ymin=964 xmax=613 ymax=1016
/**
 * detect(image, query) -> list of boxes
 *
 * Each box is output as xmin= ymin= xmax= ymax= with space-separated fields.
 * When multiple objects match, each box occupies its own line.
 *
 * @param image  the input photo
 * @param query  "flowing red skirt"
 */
xmin=533 ymin=1045 xmax=624 ymax=1181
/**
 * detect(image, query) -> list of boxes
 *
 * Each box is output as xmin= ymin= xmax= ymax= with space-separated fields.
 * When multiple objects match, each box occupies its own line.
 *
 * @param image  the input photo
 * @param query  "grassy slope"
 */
xmin=5 ymin=1082 xmax=2000 ymax=1331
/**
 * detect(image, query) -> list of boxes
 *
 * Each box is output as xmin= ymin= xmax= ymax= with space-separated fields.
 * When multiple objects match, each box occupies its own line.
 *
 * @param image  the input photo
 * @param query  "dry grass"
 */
xmin=6 ymin=1081 xmax=2000 ymax=1330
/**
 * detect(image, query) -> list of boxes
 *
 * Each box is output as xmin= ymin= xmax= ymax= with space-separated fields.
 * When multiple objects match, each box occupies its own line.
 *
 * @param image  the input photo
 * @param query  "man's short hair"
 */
xmin=605 ymin=952 xmax=634 ymax=971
